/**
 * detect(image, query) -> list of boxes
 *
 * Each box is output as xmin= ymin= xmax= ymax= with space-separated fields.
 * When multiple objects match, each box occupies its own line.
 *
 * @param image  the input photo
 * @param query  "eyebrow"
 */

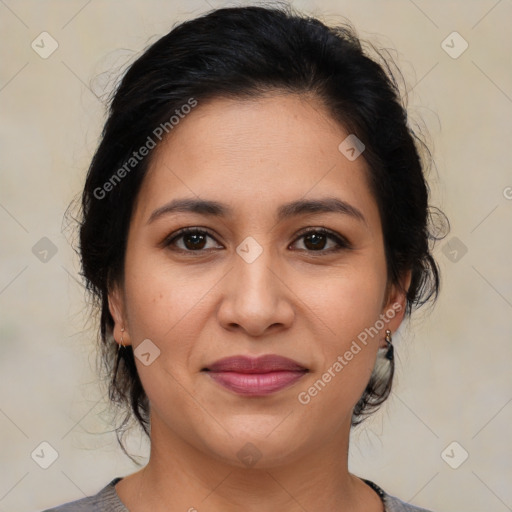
xmin=146 ymin=197 xmax=367 ymax=225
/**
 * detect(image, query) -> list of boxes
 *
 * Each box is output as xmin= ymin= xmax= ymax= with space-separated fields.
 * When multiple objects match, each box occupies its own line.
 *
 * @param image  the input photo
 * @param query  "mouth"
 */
xmin=201 ymin=354 xmax=308 ymax=396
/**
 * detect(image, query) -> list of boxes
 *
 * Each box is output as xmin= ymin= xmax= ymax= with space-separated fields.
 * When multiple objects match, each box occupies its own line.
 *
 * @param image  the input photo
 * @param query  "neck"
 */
xmin=116 ymin=414 xmax=383 ymax=512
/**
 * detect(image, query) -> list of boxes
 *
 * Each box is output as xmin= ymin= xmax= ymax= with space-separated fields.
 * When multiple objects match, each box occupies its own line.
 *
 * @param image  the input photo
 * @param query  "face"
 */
xmin=109 ymin=92 xmax=407 ymax=468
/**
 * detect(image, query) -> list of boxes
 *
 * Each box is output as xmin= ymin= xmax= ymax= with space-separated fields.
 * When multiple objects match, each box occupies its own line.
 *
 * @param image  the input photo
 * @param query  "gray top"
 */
xmin=42 ymin=477 xmax=434 ymax=511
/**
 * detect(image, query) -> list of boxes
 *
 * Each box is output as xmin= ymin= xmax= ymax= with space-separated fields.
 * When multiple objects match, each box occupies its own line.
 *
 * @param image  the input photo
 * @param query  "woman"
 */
xmin=46 ymin=4 xmax=445 ymax=511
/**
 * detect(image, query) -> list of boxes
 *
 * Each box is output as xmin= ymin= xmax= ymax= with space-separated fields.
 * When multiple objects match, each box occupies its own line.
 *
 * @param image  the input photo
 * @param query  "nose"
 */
xmin=216 ymin=247 xmax=295 ymax=337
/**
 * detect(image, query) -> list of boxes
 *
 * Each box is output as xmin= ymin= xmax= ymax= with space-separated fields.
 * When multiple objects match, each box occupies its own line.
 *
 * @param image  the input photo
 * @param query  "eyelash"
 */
xmin=162 ymin=227 xmax=352 ymax=254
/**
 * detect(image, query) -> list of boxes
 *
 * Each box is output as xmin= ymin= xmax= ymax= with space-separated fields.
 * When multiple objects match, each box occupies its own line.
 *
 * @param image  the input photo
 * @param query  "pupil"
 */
xmin=305 ymin=233 xmax=326 ymax=250
xmin=185 ymin=233 xmax=205 ymax=250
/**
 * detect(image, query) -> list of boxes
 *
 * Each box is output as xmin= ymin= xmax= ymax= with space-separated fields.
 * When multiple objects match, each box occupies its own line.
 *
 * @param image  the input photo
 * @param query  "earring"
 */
xmin=384 ymin=329 xmax=393 ymax=361
xmin=118 ymin=327 xmax=125 ymax=351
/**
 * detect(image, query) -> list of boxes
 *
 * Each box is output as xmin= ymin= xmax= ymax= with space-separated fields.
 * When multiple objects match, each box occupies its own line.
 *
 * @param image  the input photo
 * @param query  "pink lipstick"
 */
xmin=202 ymin=354 xmax=308 ymax=396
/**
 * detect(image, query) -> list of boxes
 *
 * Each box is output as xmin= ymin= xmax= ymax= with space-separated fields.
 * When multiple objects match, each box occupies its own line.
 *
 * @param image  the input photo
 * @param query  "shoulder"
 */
xmin=364 ymin=478 xmax=434 ymax=512
xmin=384 ymin=492 xmax=435 ymax=512
xmin=41 ymin=478 xmax=127 ymax=512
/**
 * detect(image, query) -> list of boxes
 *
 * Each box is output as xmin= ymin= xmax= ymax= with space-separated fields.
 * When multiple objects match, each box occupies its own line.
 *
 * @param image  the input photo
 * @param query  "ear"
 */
xmin=379 ymin=270 xmax=412 ymax=347
xmin=108 ymin=284 xmax=131 ymax=347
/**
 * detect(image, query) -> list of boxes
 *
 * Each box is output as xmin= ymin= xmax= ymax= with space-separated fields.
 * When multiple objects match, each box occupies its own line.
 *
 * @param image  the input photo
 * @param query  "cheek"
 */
xmin=121 ymin=253 xmax=210 ymax=396
xmin=309 ymin=258 xmax=387 ymax=340
xmin=121 ymin=262 xmax=208 ymax=420
xmin=122 ymin=242 xmax=214 ymax=341
xmin=302 ymin=259 xmax=387 ymax=404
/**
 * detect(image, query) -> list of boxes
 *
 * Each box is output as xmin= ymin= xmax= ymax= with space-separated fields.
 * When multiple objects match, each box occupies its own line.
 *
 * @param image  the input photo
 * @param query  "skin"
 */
xmin=108 ymin=92 xmax=410 ymax=512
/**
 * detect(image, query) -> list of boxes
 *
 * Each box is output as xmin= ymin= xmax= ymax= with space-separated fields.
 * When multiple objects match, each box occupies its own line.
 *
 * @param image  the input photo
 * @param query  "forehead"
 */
xmin=132 ymin=93 xmax=379 ymax=229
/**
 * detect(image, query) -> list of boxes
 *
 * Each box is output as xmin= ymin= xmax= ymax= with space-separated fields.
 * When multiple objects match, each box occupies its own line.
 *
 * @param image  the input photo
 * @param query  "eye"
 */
xmin=163 ymin=227 xmax=222 ymax=252
xmin=162 ymin=227 xmax=351 ymax=254
xmin=290 ymin=228 xmax=351 ymax=253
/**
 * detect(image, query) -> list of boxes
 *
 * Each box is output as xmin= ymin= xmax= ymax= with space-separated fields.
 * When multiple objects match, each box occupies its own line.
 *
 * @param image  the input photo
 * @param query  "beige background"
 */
xmin=1 ymin=0 xmax=511 ymax=511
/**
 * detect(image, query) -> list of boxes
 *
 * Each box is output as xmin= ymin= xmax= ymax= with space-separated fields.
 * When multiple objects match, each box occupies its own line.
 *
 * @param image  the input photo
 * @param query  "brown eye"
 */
xmin=182 ymin=232 xmax=207 ymax=250
xmin=303 ymin=232 xmax=328 ymax=250
xmin=163 ymin=227 xmax=350 ymax=254
xmin=164 ymin=228 xmax=222 ymax=252
xmin=291 ymin=228 xmax=351 ymax=253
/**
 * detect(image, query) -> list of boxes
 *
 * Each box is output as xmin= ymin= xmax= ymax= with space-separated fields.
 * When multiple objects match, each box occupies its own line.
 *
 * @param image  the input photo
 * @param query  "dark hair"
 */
xmin=76 ymin=4 xmax=448 ymax=459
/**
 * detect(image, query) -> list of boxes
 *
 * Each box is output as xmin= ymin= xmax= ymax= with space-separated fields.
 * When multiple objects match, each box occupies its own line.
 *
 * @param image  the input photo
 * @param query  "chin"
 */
xmin=198 ymin=419 xmax=312 ymax=470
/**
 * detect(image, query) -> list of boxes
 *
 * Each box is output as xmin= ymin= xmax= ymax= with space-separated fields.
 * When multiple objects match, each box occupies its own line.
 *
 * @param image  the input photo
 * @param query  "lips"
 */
xmin=204 ymin=354 xmax=307 ymax=373
xmin=202 ymin=355 xmax=308 ymax=396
